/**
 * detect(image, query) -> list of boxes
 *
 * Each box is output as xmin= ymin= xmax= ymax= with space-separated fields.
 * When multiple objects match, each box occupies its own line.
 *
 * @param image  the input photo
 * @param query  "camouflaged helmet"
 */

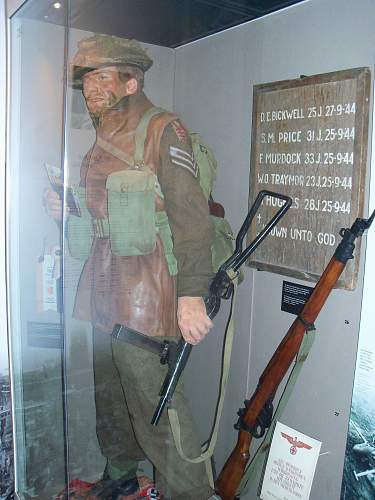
xmin=71 ymin=34 xmax=153 ymax=89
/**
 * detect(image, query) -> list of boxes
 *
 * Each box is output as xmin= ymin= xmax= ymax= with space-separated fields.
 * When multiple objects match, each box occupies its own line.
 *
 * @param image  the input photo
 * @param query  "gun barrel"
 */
xmin=151 ymin=393 xmax=169 ymax=426
xmin=151 ymin=294 xmax=221 ymax=425
xmin=151 ymin=341 xmax=192 ymax=425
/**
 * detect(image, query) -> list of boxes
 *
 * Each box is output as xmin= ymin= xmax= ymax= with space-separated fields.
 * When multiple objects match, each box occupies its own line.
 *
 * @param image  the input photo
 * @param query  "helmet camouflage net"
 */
xmin=71 ymin=34 xmax=153 ymax=89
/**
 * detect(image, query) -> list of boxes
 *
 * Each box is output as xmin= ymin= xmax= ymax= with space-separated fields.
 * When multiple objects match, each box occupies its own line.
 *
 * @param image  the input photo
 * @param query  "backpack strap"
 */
xmin=134 ymin=106 xmax=170 ymax=200
xmin=96 ymin=106 xmax=167 ymax=168
xmin=96 ymin=136 xmax=134 ymax=166
xmin=134 ymin=106 xmax=166 ymax=166
xmin=98 ymin=107 xmax=168 ymax=199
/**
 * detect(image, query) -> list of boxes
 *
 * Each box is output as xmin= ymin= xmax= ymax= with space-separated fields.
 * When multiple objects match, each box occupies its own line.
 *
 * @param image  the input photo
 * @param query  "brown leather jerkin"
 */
xmin=73 ymin=93 xmax=178 ymax=337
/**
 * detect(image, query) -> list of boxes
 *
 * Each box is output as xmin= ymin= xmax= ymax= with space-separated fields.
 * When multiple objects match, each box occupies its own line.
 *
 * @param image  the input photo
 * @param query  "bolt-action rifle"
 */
xmin=215 ymin=209 xmax=375 ymax=500
xmin=112 ymin=190 xmax=292 ymax=425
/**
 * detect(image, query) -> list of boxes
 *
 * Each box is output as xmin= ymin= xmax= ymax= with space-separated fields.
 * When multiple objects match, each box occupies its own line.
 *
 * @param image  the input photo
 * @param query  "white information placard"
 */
xmin=261 ymin=421 xmax=322 ymax=500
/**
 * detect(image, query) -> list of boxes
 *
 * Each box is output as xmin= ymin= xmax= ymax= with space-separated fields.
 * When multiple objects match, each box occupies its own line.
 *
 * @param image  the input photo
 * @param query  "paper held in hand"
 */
xmin=260 ymin=421 xmax=322 ymax=500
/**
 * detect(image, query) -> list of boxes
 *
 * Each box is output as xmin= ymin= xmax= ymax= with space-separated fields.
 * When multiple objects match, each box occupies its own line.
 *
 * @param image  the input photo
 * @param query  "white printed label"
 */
xmin=260 ymin=421 xmax=321 ymax=500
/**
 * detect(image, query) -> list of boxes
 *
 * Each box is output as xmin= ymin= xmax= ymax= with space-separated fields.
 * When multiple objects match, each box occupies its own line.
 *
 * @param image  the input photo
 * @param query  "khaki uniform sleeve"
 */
xmin=158 ymin=121 xmax=215 ymax=297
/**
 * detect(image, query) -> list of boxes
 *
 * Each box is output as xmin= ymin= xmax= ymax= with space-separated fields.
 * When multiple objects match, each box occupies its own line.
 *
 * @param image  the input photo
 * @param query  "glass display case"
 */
xmin=8 ymin=6 xmax=66 ymax=499
xmin=7 ymin=2 xmax=373 ymax=500
xmin=7 ymin=2 xmax=224 ymax=499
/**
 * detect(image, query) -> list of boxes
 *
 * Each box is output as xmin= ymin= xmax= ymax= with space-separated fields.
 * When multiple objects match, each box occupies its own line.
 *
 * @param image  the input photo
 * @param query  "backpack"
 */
xmin=135 ymin=107 xmax=237 ymax=276
xmin=190 ymin=132 xmax=237 ymax=275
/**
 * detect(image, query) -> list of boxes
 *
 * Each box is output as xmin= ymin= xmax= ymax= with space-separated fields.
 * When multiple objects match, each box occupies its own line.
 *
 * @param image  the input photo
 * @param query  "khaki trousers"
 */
xmin=93 ymin=329 xmax=214 ymax=499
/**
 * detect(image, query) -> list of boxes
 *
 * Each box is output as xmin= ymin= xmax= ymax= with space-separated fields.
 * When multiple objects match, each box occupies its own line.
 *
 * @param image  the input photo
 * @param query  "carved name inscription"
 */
xmin=248 ymin=68 xmax=370 ymax=289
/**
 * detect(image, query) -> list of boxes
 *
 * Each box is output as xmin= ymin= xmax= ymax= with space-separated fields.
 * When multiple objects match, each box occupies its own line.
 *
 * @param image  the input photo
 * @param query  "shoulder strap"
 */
xmin=134 ymin=106 xmax=166 ymax=166
xmin=96 ymin=136 xmax=134 ymax=166
xmin=96 ymin=106 xmax=166 ymax=167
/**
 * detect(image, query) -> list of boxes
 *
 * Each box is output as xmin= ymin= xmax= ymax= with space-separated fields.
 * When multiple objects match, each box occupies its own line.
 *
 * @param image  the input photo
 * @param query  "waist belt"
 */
xmin=92 ymin=218 xmax=110 ymax=239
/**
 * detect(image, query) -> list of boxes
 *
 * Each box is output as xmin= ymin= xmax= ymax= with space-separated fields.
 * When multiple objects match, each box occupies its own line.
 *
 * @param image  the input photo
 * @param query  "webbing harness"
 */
xmin=97 ymin=107 xmax=178 ymax=274
xmin=97 ymin=106 xmax=166 ymax=199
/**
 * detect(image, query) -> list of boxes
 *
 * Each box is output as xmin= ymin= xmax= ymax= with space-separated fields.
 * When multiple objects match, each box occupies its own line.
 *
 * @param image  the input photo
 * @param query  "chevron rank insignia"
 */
xmin=169 ymin=146 xmax=198 ymax=177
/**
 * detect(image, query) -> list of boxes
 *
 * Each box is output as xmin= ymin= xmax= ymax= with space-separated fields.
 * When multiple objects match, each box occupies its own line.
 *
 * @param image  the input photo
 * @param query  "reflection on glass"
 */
xmin=8 ymin=1 xmax=67 ymax=498
xmin=8 ymin=2 xmax=218 ymax=499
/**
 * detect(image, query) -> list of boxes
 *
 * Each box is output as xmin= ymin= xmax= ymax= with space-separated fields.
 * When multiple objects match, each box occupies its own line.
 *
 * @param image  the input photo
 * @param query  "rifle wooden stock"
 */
xmin=215 ymin=256 xmax=348 ymax=499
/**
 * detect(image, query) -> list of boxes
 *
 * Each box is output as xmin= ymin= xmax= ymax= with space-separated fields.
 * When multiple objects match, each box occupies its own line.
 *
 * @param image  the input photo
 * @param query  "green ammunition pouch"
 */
xmin=66 ymin=186 xmax=95 ymax=260
xmin=106 ymin=168 xmax=157 ymax=257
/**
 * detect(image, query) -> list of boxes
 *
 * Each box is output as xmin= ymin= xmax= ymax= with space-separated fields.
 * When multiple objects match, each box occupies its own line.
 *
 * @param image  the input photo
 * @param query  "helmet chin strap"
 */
xmin=89 ymin=95 xmax=131 ymax=128
xmin=110 ymin=95 xmax=131 ymax=111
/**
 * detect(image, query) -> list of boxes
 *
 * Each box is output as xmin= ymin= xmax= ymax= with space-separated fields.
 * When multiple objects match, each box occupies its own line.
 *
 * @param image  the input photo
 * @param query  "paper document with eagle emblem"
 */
xmin=260 ymin=421 xmax=322 ymax=500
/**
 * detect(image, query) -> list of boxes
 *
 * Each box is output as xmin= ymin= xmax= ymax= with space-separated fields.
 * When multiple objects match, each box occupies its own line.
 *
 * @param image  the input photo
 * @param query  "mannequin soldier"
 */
xmin=45 ymin=35 xmax=218 ymax=499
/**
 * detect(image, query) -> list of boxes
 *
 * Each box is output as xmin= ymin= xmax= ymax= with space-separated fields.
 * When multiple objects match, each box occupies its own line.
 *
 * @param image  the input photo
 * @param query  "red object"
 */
xmin=56 ymin=478 xmax=95 ymax=498
xmin=135 ymin=476 xmax=161 ymax=499
xmin=209 ymin=198 xmax=225 ymax=218
xmin=56 ymin=476 xmax=161 ymax=499
xmin=171 ymin=120 xmax=188 ymax=142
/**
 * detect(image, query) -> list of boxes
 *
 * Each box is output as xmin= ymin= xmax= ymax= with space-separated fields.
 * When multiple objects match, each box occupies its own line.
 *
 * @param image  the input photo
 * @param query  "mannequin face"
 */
xmin=82 ymin=66 xmax=138 ymax=115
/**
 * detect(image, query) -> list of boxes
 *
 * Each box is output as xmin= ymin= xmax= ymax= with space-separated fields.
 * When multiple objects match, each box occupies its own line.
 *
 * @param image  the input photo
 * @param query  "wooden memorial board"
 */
xmin=248 ymin=68 xmax=371 ymax=289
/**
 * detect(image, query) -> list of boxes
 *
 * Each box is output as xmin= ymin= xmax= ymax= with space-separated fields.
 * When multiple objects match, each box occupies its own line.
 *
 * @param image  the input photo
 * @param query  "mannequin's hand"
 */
xmin=177 ymin=296 xmax=213 ymax=345
xmin=43 ymin=188 xmax=64 ymax=221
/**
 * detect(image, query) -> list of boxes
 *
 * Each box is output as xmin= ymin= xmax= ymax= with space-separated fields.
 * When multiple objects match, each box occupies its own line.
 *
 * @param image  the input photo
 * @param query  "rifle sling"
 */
xmin=237 ymin=326 xmax=316 ymax=498
xmin=168 ymin=270 xmax=239 ymax=487
xmin=297 ymin=315 xmax=315 ymax=331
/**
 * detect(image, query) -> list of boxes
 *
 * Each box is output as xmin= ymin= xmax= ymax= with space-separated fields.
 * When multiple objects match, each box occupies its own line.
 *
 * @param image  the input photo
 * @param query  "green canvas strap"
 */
xmin=96 ymin=107 xmax=166 ymax=167
xmin=96 ymin=136 xmax=134 ymax=166
xmin=155 ymin=211 xmax=178 ymax=276
xmin=133 ymin=106 xmax=166 ymax=199
xmin=97 ymin=107 xmax=166 ymax=199
xmin=134 ymin=106 xmax=166 ymax=165
xmin=236 ymin=326 xmax=316 ymax=498
xmin=168 ymin=269 xmax=240 ymax=488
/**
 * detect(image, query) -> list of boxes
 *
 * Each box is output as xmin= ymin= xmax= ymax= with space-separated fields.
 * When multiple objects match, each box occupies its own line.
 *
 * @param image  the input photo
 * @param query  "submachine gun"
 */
xmin=215 ymin=208 xmax=375 ymax=500
xmin=112 ymin=190 xmax=292 ymax=425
